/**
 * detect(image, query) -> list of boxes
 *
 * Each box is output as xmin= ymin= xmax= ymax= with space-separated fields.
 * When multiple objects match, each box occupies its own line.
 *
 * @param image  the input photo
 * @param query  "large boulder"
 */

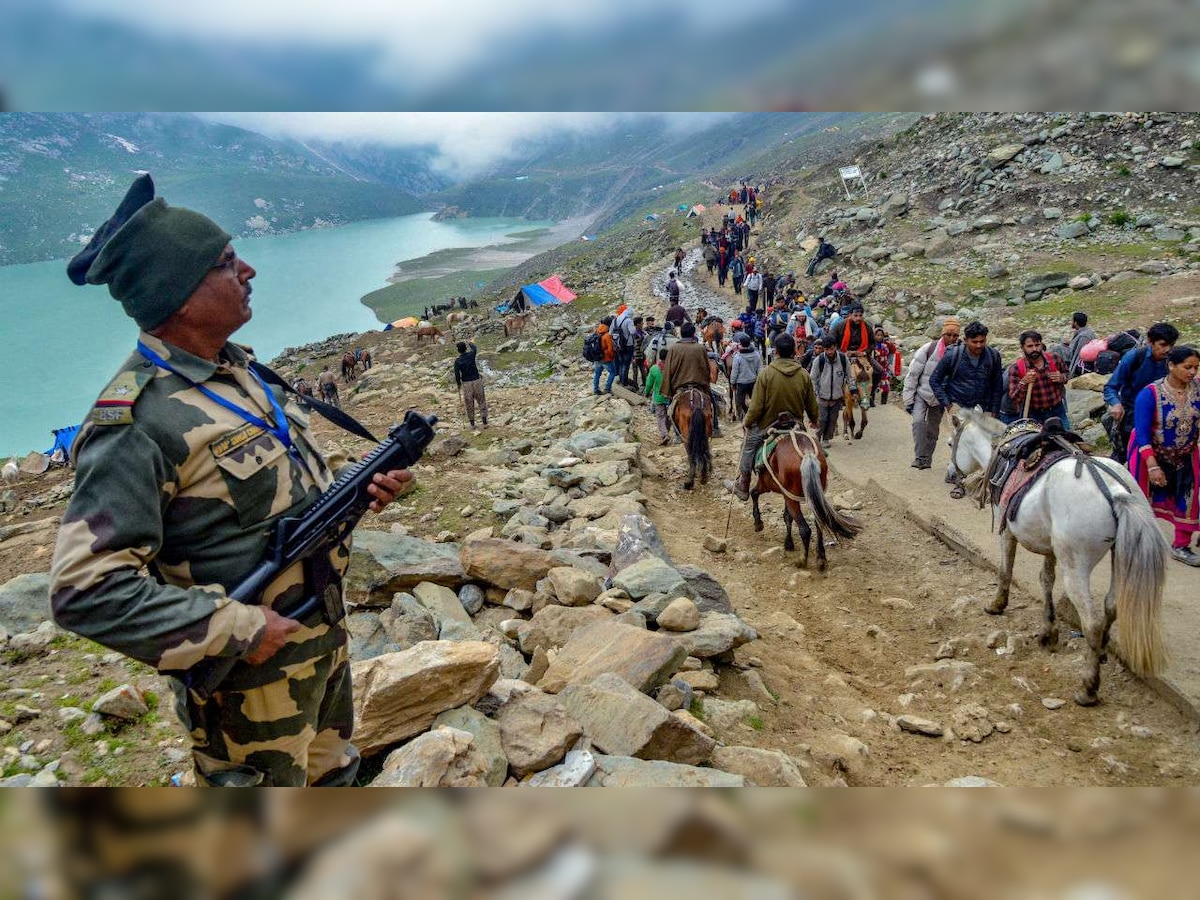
xmin=352 ymin=641 xmax=501 ymax=755
xmin=537 ymin=620 xmax=688 ymax=694
xmin=517 ymin=605 xmax=613 ymax=655
xmin=494 ymin=689 xmax=583 ymax=776
xmin=347 ymin=532 xmax=466 ymax=605
xmin=558 ymin=673 xmax=715 ymax=766
xmin=459 ymin=538 xmax=559 ymax=591
xmin=368 ymin=727 xmax=490 ymax=787
xmin=544 ymin=567 xmax=603 ymax=607
xmin=586 ymin=754 xmax=745 ymax=787
xmin=611 ymin=558 xmax=689 ymax=600
xmin=676 ymin=566 xmax=736 ymax=615
xmin=0 ymin=573 xmax=52 ymax=635
xmin=1023 ymin=272 xmax=1071 ymax=294
xmin=611 ymin=512 xmax=673 ymax=572
xmin=411 ymin=581 xmax=480 ymax=640
xmin=671 ymin=613 xmax=758 ymax=659
xmin=985 ymin=143 xmax=1025 ymax=166
xmin=432 ymin=706 xmax=508 ymax=787
xmin=1066 ymin=389 xmax=1107 ymax=425
xmin=709 ymin=746 xmax=808 ymax=786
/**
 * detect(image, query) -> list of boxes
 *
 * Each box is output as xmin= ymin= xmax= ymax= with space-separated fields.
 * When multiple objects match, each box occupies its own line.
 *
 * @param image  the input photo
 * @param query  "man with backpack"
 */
xmin=765 ymin=299 xmax=791 ymax=356
xmin=612 ymin=303 xmax=637 ymax=388
xmin=630 ymin=316 xmax=647 ymax=391
xmin=1001 ymin=330 xmax=1068 ymax=425
xmin=744 ymin=266 xmax=764 ymax=313
xmin=1103 ymin=321 xmax=1179 ymax=463
xmin=729 ymin=249 xmax=746 ymax=296
xmin=809 ymin=336 xmax=854 ymax=449
xmin=903 ymin=317 xmax=961 ymax=470
xmin=1064 ymin=311 xmax=1097 ymax=377
xmin=584 ymin=320 xmax=616 ymax=395
xmin=929 ymin=321 xmax=1004 ymax=497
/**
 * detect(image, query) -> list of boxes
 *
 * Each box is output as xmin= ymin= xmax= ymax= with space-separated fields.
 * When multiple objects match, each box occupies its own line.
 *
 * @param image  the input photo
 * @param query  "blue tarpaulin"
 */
xmin=45 ymin=424 xmax=81 ymax=458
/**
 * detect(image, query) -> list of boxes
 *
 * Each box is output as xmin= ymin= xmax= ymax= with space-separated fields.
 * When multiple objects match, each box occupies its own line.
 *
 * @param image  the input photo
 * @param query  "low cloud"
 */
xmin=200 ymin=113 xmax=736 ymax=177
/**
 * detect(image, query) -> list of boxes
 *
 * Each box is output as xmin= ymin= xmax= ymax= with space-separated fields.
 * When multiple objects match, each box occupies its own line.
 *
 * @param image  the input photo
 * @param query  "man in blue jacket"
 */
xmin=1102 ymin=321 xmax=1178 ymax=463
xmin=929 ymin=321 xmax=1004 ymax=498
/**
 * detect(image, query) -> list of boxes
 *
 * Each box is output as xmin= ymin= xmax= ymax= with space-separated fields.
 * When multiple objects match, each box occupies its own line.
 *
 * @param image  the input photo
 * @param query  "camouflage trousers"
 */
xmin=175 ymin=643 xmax=359 ymax=787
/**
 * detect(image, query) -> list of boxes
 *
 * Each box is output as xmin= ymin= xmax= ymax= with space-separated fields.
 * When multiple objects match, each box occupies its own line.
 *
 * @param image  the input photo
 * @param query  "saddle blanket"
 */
xmin=998 ymin=449 xmax=1070 ymax=527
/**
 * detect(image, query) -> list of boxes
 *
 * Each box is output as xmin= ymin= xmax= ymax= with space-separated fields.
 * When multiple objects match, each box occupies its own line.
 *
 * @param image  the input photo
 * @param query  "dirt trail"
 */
xmin=624 ymin=251 xmax=1200 ymax=786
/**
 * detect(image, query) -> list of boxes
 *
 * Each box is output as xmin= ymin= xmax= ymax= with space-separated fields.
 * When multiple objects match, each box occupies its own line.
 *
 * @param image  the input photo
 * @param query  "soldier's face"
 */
xmin=183 ymin=244 xmax=256 ymax=338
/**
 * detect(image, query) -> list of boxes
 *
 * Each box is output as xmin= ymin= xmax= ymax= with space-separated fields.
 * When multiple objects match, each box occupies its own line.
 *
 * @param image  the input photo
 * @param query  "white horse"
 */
xmin=949 ymin=407 xmax=1168 ymax=706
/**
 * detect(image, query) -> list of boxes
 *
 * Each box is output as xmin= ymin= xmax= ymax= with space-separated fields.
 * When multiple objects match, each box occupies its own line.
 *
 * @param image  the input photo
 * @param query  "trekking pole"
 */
xmin=723 ymin=487 xmax=735 ymax=540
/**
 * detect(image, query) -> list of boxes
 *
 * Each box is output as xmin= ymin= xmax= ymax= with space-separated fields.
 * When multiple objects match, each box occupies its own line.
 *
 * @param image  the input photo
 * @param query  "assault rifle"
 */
xmin=182 ymin=410 xmax=437 ymax=698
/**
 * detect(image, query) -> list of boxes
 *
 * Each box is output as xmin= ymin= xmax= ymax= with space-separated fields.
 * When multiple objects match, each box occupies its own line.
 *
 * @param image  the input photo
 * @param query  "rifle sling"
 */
xmin=250 ymin=361 xmax=379 ymax=443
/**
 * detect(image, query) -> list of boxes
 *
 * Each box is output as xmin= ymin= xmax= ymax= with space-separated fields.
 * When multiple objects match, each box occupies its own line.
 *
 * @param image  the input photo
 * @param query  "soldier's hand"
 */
xmin=246 ymin=607 xmax=301 ymax=665
xmin=368 ymin=469 xmax=416 ymax=512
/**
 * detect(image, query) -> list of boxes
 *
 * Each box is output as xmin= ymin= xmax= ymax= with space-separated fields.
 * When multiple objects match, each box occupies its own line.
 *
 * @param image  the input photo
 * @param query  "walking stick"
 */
xmin=1022 ymin=379 xmax=1033 ymax=420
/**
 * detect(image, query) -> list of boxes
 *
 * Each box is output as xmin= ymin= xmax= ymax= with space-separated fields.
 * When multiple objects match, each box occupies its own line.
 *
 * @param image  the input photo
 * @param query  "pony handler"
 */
xmin=950 ymin=407 xmax=1168 ymax=706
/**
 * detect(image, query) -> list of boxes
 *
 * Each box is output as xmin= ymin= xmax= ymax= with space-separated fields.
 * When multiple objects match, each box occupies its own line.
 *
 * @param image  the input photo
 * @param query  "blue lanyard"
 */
xmin=137 ymin=341 xmax=313 ymax=478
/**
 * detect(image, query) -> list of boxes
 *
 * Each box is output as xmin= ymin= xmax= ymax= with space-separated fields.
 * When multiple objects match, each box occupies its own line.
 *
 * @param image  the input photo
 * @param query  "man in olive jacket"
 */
xmin=728 ymin=333 xmax=818 ymax=500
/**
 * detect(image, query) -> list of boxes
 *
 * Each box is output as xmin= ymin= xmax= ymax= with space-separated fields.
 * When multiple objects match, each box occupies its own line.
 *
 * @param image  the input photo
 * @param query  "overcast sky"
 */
xmin=57 ymin=0 xmax=789 ymax=91
xmin=200 ymin=112 xmax=737 ymax=176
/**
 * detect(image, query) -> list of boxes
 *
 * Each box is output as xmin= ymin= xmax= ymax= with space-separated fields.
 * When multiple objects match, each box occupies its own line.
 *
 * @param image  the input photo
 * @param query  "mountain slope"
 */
xmin=0 ymin=113 xmax=424 ymax=265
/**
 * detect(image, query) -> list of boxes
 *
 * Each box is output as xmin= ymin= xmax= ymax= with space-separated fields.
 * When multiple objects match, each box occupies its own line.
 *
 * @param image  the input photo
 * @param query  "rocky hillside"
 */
xmin=754 ymin=112 xmax=1200 ymax=349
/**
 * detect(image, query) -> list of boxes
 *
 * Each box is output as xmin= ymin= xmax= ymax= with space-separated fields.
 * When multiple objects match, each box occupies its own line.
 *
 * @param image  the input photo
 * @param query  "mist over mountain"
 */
xmin=0 ymin=111 xmax=903 ymax=266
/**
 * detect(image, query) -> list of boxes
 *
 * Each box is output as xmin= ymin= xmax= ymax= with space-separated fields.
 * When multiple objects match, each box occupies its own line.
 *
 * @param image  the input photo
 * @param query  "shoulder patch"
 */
xmin=90 ymin=371 xmax=147 ymax=426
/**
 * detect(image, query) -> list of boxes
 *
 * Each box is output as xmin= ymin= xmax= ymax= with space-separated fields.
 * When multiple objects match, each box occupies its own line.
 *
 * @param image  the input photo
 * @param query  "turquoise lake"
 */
xmin=0 ymin=213 xmax=545 ymax=457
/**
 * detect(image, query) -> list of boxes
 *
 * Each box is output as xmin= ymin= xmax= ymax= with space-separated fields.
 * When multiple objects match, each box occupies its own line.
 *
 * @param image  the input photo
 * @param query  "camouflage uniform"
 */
xmin=50 ymin=332 xmax=358 ymax=786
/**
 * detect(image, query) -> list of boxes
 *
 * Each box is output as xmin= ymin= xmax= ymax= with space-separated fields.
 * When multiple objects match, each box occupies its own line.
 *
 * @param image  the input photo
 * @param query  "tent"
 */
xmin=686 ymin=204 xmax=706 ymax=217
xmin=44 ymin=424 xmax=81 ymax=459
xmin=644 ymin=213 xmax=660 ymax=221
xmin=383 ymin=316 xmax=419 ymax=330
xmin=676 ymin=204 xmax=689 ymax=212
xmin=497 ymin=275 xmax=577 ymax=314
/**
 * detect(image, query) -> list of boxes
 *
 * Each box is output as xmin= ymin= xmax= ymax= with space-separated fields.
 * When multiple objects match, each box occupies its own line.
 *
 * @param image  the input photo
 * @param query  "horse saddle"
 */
xmin=755 ymin=414 xmax=807 ymax=471
xmin=984 ymin=418 xmax=1089 ymax=521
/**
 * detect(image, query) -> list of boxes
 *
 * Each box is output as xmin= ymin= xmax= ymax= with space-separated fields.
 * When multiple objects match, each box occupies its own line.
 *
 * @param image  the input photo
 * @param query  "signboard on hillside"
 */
xmin=839 ymin=164 xmax=868 ymax=200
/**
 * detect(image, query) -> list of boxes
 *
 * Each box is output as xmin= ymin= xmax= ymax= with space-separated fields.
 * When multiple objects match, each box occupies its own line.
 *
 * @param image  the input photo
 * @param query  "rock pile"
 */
xmin=344 ymin=393 xmax=804 ymax=786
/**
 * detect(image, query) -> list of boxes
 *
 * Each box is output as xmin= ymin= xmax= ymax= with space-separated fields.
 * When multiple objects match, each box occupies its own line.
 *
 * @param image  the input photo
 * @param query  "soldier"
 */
xmin=50 ymin=174 xmax=413 ymax=786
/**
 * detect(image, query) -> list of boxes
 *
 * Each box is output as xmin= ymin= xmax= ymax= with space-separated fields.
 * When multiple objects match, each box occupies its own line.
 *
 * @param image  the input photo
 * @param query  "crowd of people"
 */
xmin=601 ymin=211 xmax=1200 ymax=570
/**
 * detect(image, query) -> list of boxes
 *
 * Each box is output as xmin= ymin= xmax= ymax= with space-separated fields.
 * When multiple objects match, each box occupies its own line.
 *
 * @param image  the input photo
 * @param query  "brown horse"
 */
xmin=751 ymin=421 xmax=861 ymax=570
xmin=416 ymin=325 xmax=443 ymax=344
xmin=701 ymin=319 xmax=725 ymax=354
xmin=359 ymin=348 xmax=372 ymax=370
xmin=504 ymin=313 xmax=530 ymax=338
xmin=671 ymin=386 xmax=713 ymax=490
xmin=842 ymin=355 xmax=874 ymax=440
xmin=341 ymin=352 xmax=359 ymax=382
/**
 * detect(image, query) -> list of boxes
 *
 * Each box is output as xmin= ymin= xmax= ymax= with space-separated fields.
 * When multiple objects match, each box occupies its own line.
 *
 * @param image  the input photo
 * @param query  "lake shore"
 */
xmin=384 ymin=215 xmax=595 ymax=283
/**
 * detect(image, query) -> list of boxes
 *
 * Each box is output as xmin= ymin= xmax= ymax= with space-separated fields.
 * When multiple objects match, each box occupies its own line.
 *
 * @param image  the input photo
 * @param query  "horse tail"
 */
xmin=685 ymin=397 xmax=711 ymax=475
xmin=800 ymin=452 xmax=860 ymax=539
xmin=1111 ymin=491 xmax=1168 ymax=677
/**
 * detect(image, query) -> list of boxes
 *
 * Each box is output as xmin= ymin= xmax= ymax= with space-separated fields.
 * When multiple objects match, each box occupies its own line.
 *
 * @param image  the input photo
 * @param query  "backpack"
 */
xmin=582 ymin=332 xmax=604 ymax=362
xmin=1014 ymin=353 xmax=1059 ymax=379
xmin=1105 ymin=329 xmax=1141 ymax=357
xmin=1094 ymin=350 xmax=1121 ymax=375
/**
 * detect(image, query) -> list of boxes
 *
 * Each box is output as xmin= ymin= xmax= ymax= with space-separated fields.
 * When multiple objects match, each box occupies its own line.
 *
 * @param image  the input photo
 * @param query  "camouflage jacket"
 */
xmin=50 ymin=333 xmax=349 ymax=691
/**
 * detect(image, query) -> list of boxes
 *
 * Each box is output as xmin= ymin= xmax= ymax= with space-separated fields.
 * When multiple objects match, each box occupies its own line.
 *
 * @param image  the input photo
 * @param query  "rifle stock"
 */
xmin=180 ymin=410 xmax=437 ymax=698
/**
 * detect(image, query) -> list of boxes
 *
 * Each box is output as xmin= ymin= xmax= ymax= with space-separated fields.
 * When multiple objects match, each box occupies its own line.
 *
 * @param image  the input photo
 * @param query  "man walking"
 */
xmin=1103 ymin=321 xmax=1179 ymax=463
xmin=51 ymin=174 xmax=413 ymax=786
xmin=1002 ymin=330 xmax=1068 ymax=424
xmin=612 ymin=303 xmax=637 ymax=387
xmin=902 ymin=317 xmax=960 ymax=469
xmin=809 ymin=336 xmax=853 ymax=449
xmin=929 ymin=320 xmax=1004 ymax=497
xmin=316 ymin=364 xmax=340 ymax=408
xmin=455 ymin=339 xmax=488 ymax=428
xmin=727 ymin=334 xmax=818 ymax=500
xmin=729 ymin=249 xmax=746 ymax=295
xmin=1065 ymin=310 xmax=1097 ymax=377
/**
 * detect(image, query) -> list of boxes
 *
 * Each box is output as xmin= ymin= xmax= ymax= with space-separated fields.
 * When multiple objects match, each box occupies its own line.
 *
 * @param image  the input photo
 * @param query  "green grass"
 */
xmin=747 ymin=715 xmax=766 ymax=731
xmin=362 ymin=267 xmax=510 ymax=322
xmin=1107 ymin=210 xmax=1133 ymax=228
xmin=688 ymin=696 xmax=706 ymax=721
